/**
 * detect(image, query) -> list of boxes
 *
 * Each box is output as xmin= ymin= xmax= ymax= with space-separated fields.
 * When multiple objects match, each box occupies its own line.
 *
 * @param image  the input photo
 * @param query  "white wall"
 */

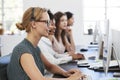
xmin=1 ymin=1 xmax=120 ymax=57
xmin=0 ymin=0 xmax=95 ymax=56
xmin=23 ymin=0 xmax=93 ymax=45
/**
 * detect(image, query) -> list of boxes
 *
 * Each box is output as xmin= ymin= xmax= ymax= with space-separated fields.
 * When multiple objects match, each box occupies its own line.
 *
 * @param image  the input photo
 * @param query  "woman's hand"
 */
xmin=67 ymin=45 xmax=75 ymax=53
xmin=66 ymin=69 xmax=85 ymax=80
xmin=69 ymin=53 xmax=85 ymax=60
xmin=65 ymin=27 xmax=72 ymax=36
xmin=63 ymin=69 xmax=81 ymax=77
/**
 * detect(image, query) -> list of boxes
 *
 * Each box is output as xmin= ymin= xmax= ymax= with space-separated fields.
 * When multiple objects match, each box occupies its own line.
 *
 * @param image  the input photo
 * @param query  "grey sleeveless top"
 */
xmin=7 ymin=39 xmax=45 ymax=80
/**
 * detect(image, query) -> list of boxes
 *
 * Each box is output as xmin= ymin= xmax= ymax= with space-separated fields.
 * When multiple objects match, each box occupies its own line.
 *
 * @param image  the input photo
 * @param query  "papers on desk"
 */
xmin=77 ymin=60 xmax=119 ymax=68
xmin=89 ymin=60 xmax=119 ymax=69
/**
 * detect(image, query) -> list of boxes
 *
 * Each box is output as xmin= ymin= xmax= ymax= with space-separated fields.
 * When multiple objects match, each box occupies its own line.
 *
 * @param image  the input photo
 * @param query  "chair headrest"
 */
xmin=0 ymin=54 xmax=11 ymax=64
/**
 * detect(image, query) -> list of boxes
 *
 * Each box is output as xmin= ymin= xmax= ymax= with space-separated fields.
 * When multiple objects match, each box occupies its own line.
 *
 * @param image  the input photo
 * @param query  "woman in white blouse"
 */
xmin=39 ymin=10 xmax=84 ymax=65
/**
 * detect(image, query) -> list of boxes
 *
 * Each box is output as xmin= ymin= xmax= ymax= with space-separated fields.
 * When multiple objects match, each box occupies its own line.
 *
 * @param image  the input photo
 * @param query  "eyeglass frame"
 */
xmin=30 ymin=8 xmax=50 ymax=27
xmin=35 ymin=20 xmax=51 ymax=27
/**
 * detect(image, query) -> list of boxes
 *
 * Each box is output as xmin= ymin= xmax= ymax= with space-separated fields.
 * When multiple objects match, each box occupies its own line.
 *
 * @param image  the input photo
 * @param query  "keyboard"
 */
xmin=77 ymin=60 xmax=89 ymax=65
xmin=99 ymin=78 xmax=120 ymax=80
xmin=77 ymin=60 xmax=90 ymax=67
xmin=82 ymin=75 xmax=92 ymax=80
xmin=88 ymin=60 xmax=119 ymax=70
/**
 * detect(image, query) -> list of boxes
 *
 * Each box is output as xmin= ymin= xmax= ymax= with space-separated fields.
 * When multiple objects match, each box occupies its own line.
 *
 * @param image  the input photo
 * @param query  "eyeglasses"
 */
xmin=30 ymin=8 xmax=50 ymax=27
xmin=35 ymin=20 xmax=51 ymax=27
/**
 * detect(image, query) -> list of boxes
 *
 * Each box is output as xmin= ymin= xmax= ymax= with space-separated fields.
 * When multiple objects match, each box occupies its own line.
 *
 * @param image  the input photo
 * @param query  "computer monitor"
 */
xmin=103 ymin=19 xmax=113 ymax=75
xmin=97 ymin=32 xmax=104 ymax=59
xmin=88 ymin=21 xmax=104 ymax=60
xmin=93 ymin=22 xmax=99 ymax=43
xmin=112 ymin=44 xmax=120 ymax=68
xmin=91 ymin=21 xmax=100 ymax=45
xmin=87 ymin=26 xmax=104 ymax=60
xmin=94 ymin=21 xmax=104 ymax=60
xmin=104 ymin=19 xmax=110 ymax=48
xmin=112 ymin=29 xmax=120 ymax=67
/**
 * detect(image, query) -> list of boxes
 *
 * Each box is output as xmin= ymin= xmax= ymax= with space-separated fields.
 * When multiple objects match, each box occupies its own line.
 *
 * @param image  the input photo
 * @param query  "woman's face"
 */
xmin=68 ymin=17 xmax=74 ymax=26
xmin=59 ymin=15 xmax=67 ymax=30
xmin=49 ymin=19 xmax=56 ymax=35
xmin=35 ymin=12 xmax=50 ymax=37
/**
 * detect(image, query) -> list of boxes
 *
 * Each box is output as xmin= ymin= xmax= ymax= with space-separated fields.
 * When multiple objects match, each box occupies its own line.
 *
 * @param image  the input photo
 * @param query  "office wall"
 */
xmin=0 ymin=0 xmax=94 ymax=56
xmin=23 ymin=0 xmax=93 ymax=45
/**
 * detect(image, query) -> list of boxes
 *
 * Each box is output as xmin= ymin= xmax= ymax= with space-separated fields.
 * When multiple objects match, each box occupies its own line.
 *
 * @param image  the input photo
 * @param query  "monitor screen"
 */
xmin=93 ymin=21 xmax=99 ymax=43
xmin=103 ymin=19 xmax=113 ymax=75
xmin=94 ymin=21 xmax=104 ymax=60
xmin=92 ymin=20 xmax=105 ymax=44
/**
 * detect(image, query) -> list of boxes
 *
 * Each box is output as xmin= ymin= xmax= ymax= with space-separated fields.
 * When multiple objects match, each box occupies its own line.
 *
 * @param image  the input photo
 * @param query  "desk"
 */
xmin=53 ymin=45 xmax=117 ymax=80
xmin=53 ymin=61 xmax=114 ymax=80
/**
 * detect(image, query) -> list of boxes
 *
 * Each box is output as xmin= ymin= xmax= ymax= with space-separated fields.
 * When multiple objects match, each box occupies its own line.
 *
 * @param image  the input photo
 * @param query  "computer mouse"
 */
xmin=80 ymin=48 xmax=88 ymax=52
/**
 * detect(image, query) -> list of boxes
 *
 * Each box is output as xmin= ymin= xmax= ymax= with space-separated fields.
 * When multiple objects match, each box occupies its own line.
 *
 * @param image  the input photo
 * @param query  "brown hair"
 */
xmin=16 ymin=7 xmax=47 ymax=32
xmin=54 ymin=11 xmax=66 ymax=45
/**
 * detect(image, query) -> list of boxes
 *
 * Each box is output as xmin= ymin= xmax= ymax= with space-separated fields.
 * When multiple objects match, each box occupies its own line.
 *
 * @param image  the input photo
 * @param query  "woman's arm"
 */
xmin=40 ymin=53 xmax=70 ymax=77
xmin=68 ymin=30 xmax=75 ymax=51
xmin=40 ymin=53 xmax=85 ymax=80
xmin=65 ymin=28 xmax=75 ymax=52
xmin=64 ymin=36 xmax=75 ymax=53
xmin=20 ymin=53 xmax=46 ymax=80
xmin=20 ymin=53 xmax=69 ymax=80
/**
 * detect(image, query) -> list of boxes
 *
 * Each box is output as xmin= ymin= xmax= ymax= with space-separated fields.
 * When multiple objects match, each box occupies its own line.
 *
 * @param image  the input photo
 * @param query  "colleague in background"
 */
xmin=39 ymin=10 xmax=72 ymax=65
xmin=53 ymin=11 xmax=71 ymax=54
xmin=53 ymin=11 xmax=84 ymax=60
xmin=65 ymin=11 xmax=74 ymax=27
xmin=65 ymin=11 xmax=75 ymax=51
xmin=7 ymin=7 xmax=84 ymax=80
xmin=39 ymin=10 xmax=83 ymax=66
